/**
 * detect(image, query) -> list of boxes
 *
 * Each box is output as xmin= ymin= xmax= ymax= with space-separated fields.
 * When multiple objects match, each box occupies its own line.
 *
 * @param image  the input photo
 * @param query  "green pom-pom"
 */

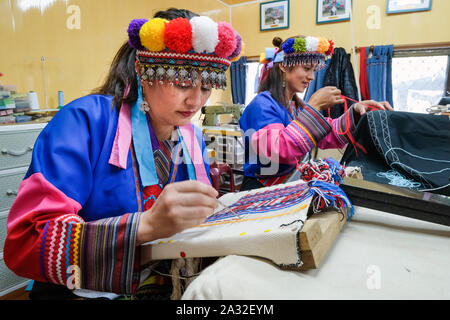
xmin=292 ymin=38 xmax=306 ymax=53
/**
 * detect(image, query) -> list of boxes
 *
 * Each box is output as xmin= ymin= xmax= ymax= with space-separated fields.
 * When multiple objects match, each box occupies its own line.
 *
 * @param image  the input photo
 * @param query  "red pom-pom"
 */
xmin=325 ymin=39 xmax=334 ymax=56
xmin=215 ymin=22 xmax=236 ymax=58
xmin=165 ymin=18 xmax=192 ymax=53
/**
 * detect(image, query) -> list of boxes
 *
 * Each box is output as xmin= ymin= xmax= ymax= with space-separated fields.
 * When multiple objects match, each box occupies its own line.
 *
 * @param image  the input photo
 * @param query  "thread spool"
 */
xmin=28 ymin=91 xmax=40 ymax=110
xmin=58 ymin=91 xmax=64 ymax=108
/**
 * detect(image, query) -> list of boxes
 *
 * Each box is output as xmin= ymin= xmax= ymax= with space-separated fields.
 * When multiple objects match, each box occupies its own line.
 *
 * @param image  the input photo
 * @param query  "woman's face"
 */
xmin=283 ymin=63 xmax=317 ymax=93
xmin=142 ymin=77 xmax=212 ymax=129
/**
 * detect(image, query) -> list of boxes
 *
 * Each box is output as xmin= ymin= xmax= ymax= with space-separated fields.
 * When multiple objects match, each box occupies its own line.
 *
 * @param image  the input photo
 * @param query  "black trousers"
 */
xmin=29 ymin=281 xmax=79 ymax=300
xmin=240 ymin=176 xmax=264 ymax=191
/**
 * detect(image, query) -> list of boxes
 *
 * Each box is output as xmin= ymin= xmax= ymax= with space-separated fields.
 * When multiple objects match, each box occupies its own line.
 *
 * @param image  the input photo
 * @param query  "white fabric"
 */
xmin=182 ymin=206 xmax=450 ymax=300
xmin=73 ymin=289 xmax=119 ymax=300
xmin=141 ymin=180 xmax=312 ymax=267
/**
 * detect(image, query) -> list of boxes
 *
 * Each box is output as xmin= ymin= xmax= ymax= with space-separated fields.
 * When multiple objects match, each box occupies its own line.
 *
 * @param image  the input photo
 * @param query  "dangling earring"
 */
xmin=280 ymin=69 xmax=286 ymax=88
xmin=140 ymin=99 xmax=150 ymax=113
xmin=137 ymin=78 xmax=150 ymax=114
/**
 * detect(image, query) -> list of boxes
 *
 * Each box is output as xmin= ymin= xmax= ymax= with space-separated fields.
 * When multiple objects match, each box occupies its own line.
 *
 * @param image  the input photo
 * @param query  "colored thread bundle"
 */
xmin=296 ymin=157 xmax=353 ymax=220
xmin=309 ymin=180 xmax=354 ymax=221
xmin=296 ymin=157 xmax=346 ymax=185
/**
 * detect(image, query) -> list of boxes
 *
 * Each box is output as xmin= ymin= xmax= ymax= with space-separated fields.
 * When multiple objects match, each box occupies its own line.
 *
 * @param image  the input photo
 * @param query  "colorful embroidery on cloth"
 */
xmin=141 ymin=180 xmax=314 ymax=269
xmin=260 ymin=157 xmax=353 ymax=221
xmin=141 ymin=169 xmax=354 ymax=271
xmin=204 ymin=182 xmax=312 ymax=225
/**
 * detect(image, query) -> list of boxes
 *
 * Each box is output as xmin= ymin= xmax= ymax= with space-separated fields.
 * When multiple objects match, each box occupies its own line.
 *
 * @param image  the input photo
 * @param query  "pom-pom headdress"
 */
xmin=127 ymin=16 xmax=242 ymax=90
xmin=260 ymin=35 xmax=334 ymax=72
xmin=281 ymin=35 xmax=333 ymax=71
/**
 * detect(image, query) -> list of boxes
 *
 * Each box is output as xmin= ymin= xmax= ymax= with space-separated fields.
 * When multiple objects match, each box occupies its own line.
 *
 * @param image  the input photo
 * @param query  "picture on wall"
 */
xmin=386 ymin=0 xmax=432 ymax=14
xmin=316 ymin=0 xmax=352 ymax=24
xmin=260 ymin=0 xmax=290 ymax=31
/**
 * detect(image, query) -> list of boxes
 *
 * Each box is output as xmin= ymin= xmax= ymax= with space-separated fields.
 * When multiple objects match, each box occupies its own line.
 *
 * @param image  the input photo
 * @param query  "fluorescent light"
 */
xmin=16 ymin=0 xmax=67 ymax=13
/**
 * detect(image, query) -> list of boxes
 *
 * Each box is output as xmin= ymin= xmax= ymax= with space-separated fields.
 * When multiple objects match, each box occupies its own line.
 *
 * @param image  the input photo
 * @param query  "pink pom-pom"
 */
xmin=215 ymin=22 xmax=237 ymax=58
xmin=165 ymin=18 xmax=192 ymax=53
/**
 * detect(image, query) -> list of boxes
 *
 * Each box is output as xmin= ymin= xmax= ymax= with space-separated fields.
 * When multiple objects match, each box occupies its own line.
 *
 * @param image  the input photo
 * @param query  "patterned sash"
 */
xmin=143 ymin=140 xmax=174 ymax=211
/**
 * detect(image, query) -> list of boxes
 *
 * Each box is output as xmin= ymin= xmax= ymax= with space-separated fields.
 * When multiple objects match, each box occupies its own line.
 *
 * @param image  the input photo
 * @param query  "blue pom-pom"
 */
xmin=282 ymin=38 xmax=295 ymax=54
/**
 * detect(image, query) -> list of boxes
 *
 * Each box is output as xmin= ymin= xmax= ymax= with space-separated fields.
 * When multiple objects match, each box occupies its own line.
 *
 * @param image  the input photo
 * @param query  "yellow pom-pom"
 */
xmin=259 ymin=52 xmax=266 ymax=64
xmin=317 ymin=37 xmax=330 ymax=54
xmin=139 ymin=18 xmax=168 ymax=52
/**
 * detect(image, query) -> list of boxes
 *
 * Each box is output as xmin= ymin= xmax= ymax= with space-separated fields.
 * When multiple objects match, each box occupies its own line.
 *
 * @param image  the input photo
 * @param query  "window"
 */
xmin=392 ymin=48 xmax=450 ymax=113
xmin=244 ymin=61 xmax=262 ymax=106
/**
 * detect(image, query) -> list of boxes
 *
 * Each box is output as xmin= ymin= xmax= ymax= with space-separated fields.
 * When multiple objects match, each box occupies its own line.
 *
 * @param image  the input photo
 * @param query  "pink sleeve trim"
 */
xmin=250 ymin=123 xmax=314 ymax=165
xmin=7 ymin=172 xmax=82 ymax=230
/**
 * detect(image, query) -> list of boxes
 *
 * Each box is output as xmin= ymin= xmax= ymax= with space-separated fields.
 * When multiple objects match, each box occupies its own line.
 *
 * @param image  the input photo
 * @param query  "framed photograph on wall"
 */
xmin=386 ymin=0 xmax=432 ymax=14
xmin=316 ymin=0 xmax=352 ymax=24
xmin=260 ymin=0 xmax=290 ymax=31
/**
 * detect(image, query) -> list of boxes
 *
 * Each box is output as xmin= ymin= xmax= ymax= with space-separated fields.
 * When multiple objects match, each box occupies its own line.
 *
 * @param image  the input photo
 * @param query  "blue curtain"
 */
xmin=230 ymin=56 xmax=247 ymax=104
xmin=366 ymin=45 xmax=394 ymax=107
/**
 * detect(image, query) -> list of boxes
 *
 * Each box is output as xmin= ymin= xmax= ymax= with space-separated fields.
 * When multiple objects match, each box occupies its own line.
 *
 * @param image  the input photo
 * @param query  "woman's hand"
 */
xmin=307 ymin=86 xmax=345 ymax=111
xmin=352 ymin=100 xmax=394 ymax=116
xmin=136 ymin=180 xmax=218 ymax=245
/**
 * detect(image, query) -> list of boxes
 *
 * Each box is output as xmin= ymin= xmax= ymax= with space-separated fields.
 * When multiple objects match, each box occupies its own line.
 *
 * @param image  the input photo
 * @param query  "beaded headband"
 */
xmin=260 ymin=36 xmax=334 ymax=71
xmin=128 ymin=16 xmax=243 ymax=90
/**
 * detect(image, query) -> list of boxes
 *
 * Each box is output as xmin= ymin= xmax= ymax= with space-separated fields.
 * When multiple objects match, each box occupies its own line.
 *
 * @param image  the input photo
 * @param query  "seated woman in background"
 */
xmin=239 ymin=36 xmax=392 ymax=191
xmin=3 ymin=8 xmax=242 ymax=300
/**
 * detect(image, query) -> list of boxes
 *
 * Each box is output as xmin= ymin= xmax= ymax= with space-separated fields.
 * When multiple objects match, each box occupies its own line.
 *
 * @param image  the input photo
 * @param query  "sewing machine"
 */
xmin=201 ymin=104 xmax=244 ymax=126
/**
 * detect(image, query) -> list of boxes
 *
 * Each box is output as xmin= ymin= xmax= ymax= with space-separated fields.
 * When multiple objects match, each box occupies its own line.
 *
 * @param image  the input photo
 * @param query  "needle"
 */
xmin=217 ymin=199 xmax=242 ymax=220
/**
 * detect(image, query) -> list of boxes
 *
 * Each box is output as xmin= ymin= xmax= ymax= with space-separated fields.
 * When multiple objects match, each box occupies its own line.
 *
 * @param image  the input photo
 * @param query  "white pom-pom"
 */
xmin=190 ymin=16 xmax=219 ymax=53
xmin=306 ymin=36 xmax=319 ymax=52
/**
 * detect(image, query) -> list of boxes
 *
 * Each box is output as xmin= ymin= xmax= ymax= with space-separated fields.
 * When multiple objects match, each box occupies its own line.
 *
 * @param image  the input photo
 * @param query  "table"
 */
xmin=182 ymin=206 xmax=450 ymax=300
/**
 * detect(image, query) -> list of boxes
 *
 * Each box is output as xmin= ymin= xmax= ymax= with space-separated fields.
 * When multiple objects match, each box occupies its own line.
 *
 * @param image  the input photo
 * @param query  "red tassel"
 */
xmin=328 ymin=95 xmax=384 ymax=157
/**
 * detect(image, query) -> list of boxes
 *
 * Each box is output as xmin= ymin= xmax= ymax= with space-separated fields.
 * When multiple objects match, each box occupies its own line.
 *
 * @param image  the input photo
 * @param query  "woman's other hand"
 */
xmin=308 ymin=86 xmax=345 ymax=111
xmin=136 ymin=180 xmax=218 ymax=245
xmin=352 ymin=100 xmax=394 ymax=116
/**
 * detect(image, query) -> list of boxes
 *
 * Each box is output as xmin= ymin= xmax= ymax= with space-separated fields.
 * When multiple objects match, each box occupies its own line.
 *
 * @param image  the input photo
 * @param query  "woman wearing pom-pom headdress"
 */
xmin=4 ymin=8 xmax=242 ymax=300
xmin=239 ymin=35 xmax=392 ymax=191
